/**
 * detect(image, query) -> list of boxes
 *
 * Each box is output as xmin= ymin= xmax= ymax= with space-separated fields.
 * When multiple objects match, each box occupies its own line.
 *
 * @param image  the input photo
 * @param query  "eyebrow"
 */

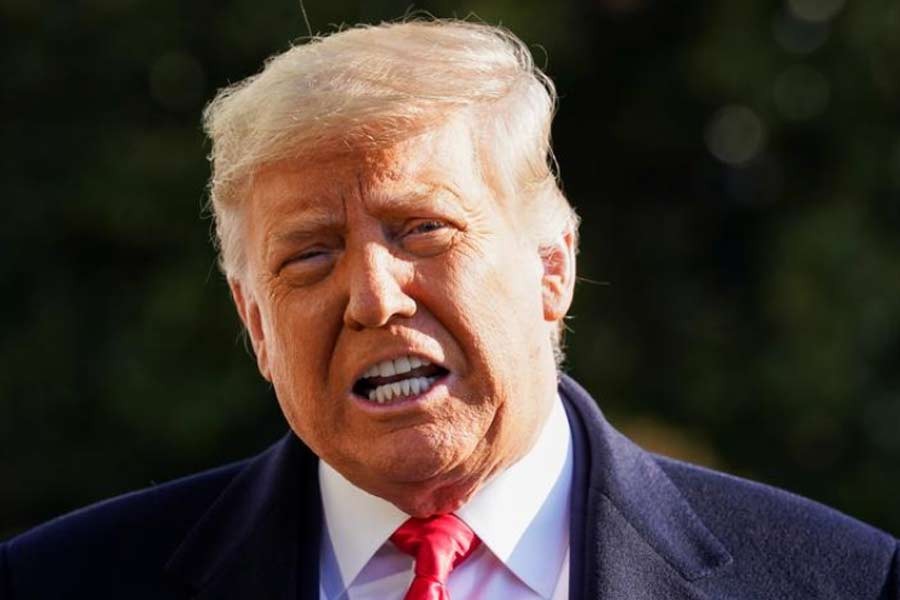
xmin=267 ymin=181 xmax=469 ymax=250
xmin=367 ymin=183 xmax=470 ymax=220
xmin=270 ymin=211 xmax=344 ymax=244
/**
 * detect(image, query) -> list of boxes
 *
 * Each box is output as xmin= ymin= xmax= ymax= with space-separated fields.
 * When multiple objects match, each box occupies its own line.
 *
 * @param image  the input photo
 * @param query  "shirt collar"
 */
xmin=319 ymin=396 xmax=572 ymax=598
xmin=319 ymin=461 xmax=408 ymax=591
xmin=456 ymin=396 xmax=572 ymax=597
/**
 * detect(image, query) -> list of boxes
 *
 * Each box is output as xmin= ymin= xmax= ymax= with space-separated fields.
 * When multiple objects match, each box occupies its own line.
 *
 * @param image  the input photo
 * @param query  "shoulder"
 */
xmin=655 ymin=454 xmax=899 ymax=598
xmin=559 ymin=374 xmax=899 ymax=597
xmin=1 ymin=459 xmax=248 ymax=598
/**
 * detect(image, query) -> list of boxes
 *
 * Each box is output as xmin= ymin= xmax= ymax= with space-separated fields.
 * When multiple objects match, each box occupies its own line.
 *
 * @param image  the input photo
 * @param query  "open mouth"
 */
xmin=352 ymin=355 xmax=449 ymax=404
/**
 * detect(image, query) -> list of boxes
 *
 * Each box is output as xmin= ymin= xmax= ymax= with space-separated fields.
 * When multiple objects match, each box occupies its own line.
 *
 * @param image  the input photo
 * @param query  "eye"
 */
xmin=277 ymin=245 xmax=338 ymax=286
xmin=405 ymin=219 xmax=448 ymax=236
xmin=291 ymin=248 xmax=330 ymax=262
xmin=400 ymin=219 xmax=456 ymax=257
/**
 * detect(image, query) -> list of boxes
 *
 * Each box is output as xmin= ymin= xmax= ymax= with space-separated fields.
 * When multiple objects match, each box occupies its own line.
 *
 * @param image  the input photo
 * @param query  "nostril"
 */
xmin=344 ymin=314 xmax=367 ymax=332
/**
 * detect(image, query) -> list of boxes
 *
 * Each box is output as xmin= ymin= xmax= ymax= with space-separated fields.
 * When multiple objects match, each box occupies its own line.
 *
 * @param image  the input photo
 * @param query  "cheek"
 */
xmin=265 ymin=284 xmax=340 ymax=368
xmin=448 ymin=240 xmax=544 ymax=341
xmin=419 ymin=240 xmax=545 ymax=395
xmin=263 ymin=289 xmax=345 ymax=428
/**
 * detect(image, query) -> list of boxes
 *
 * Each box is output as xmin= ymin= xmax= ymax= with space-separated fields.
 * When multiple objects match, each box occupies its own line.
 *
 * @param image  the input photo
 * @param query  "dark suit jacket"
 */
xmin=2 ymin=375 xmax=898 ymax=599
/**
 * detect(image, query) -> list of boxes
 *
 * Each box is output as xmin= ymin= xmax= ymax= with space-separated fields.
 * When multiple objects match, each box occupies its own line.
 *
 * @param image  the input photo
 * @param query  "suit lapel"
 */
xmin=560 ymin=375 xmax=733 ymax=600
xmin=164 ymin=434 xmax=322 ymax=600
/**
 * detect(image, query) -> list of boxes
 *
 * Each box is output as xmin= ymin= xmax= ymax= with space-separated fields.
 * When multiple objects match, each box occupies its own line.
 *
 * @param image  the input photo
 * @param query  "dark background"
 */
xmin=3 ymin=0 xmax=899 ymax=539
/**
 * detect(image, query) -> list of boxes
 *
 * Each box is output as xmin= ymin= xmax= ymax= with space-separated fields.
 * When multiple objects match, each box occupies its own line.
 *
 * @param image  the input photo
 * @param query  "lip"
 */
xmin=350 ymin=371 xmax=454 ymax=415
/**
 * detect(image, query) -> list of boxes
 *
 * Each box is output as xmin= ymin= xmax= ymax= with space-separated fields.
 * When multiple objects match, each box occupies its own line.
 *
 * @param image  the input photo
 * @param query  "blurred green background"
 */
xmin=2 ymin=0 xmax=899 ymax=539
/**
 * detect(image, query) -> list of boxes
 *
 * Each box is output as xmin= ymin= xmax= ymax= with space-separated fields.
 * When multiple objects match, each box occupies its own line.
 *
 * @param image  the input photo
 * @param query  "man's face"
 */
xmin=231 ymin=118 xmax=572 ymax=516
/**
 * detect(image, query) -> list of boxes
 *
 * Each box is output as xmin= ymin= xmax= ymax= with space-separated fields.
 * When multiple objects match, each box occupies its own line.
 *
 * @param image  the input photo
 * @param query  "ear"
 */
xmin=541 ymin=225 xmax=577 ymax=323
xmin=229 ymin=278 xmax=272 ymax=381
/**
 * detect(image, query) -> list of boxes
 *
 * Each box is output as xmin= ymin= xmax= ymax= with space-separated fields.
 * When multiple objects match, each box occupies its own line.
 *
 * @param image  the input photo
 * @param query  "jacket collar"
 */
xmin=559 ymin=374 xmax=732 ymax=600
xmin=164 ymin=375 xmax=732 ymax=599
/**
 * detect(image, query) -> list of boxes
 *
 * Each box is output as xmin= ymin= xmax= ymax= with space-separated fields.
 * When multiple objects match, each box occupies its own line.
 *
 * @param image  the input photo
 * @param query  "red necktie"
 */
xmin=390 ymin=514 xmax=481 ymax=600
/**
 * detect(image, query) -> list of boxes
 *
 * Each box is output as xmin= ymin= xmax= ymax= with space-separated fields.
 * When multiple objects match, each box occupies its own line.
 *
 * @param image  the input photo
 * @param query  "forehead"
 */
xmin=247 ymin=118 xmax=484 ymax=218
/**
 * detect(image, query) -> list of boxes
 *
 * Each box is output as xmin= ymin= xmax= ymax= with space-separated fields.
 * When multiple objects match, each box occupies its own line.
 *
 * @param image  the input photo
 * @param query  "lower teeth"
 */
xmin=367 ymin=376 xmax=437 ymax=404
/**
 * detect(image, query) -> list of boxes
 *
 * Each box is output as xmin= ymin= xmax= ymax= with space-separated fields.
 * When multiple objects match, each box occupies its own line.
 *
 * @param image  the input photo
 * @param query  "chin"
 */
xmin=391 ymin=471 xmax=484 ymax=518
xmin=348 ymin=440 xmax=488 ymax=515
xmin=367 ymin=442 xmax=461 ymax=485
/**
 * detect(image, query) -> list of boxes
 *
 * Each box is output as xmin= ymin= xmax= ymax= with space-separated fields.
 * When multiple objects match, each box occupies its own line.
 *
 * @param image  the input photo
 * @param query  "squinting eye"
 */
xmin=278 ymin=246 xmax=337 ymax=285
xmin=283 ymin=247 xmax=333 ymax=270
xmin=399 ymin=219 xmax=456 ymax=257
xmin=294 ymin=249 xmax=327 ymax=261
xmin=407 ymin=220 xmax=447 ymax=235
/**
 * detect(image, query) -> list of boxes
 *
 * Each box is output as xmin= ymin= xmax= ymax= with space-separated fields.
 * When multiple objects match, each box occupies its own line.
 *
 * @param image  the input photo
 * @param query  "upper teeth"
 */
xmin=362 ymin=355 xmax=429 ymax=379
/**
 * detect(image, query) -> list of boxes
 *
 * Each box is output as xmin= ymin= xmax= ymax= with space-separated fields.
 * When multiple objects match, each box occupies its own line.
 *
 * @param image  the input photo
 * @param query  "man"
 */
xmin=1 ymin=19 xmax=897 ymax=600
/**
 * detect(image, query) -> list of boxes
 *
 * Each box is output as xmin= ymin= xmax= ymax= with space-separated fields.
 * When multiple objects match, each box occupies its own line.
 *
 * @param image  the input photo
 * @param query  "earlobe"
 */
xmin=541 ymin=227 xmax=577 ymax=322
xmin=228 ymin=278 xmax=272 ymax=381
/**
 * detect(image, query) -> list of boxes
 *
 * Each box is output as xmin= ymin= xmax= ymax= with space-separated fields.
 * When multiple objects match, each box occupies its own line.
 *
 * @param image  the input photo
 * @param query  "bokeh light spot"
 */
xmin=787 ymin=0 xmax=846 ymax=23
xmin=705 ymin=105 xmax=766 ymax=166
xmin=772 ymin=11 xmax=830 ymax=55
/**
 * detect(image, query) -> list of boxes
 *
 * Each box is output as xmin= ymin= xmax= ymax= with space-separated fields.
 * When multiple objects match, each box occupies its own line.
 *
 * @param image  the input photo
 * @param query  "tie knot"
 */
xmin=391 ymin=514 xmax=480 ymax=589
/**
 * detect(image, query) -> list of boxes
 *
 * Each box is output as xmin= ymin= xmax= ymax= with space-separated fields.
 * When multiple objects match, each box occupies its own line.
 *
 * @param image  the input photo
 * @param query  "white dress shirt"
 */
xmin=318 ymin=396 xmax=573 ymax=600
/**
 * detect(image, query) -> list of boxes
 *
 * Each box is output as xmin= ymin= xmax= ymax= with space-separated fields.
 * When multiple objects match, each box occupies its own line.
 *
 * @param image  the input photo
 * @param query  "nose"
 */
xmin=343 ymin=242 xmax=417 ymax=331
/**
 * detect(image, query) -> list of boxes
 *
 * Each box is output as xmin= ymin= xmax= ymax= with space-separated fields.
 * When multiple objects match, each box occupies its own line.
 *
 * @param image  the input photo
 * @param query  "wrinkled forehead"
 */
xmin=246 ymin=116 xmax=488 ymax=217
